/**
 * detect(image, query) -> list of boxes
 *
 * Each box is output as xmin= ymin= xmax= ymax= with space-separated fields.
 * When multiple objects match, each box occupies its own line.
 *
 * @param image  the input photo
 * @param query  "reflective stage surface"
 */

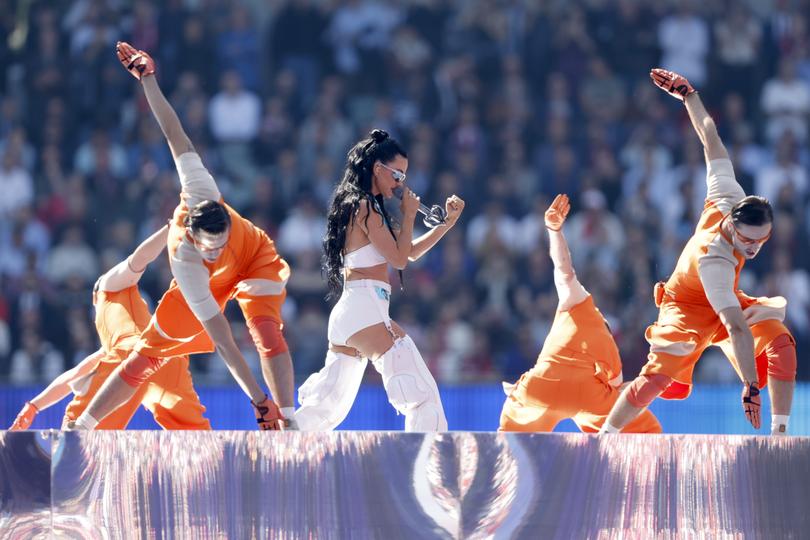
xmin=1 ymin=432 xmax=808 ymax=539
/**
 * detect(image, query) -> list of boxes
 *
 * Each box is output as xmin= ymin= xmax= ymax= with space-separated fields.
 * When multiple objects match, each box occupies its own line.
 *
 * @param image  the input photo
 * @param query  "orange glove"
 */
xmin=116 ymin=41 xmax=155 ymax=80
xmin=10 ymin=401 xmax=39 ymax=431
xmin=650 ymin=68 xmax=695 ymax=101
xmin=742 ymin=382 xmax=761 ymax=429
xmin=251 ymin=395 xmax=287 ymax=430
xmin=544 ymin=193 xmax=571 ymax=231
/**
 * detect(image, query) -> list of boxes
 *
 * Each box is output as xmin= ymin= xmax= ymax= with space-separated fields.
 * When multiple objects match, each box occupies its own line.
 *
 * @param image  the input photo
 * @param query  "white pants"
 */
xmin=297 ymin=328 xmax=447 ymax=431
xmin=298 ymin=279 xmax=447 ymax=431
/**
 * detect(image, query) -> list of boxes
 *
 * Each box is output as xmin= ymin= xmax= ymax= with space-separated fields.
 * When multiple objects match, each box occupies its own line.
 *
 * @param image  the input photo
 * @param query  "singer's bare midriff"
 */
xmin=345 ymin=263 xmax=389 ymax=283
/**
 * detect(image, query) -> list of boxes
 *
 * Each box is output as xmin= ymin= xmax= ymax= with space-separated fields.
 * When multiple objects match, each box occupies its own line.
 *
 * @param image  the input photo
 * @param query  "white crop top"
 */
xmin=343 ymin=243 xmax=387 ymax=269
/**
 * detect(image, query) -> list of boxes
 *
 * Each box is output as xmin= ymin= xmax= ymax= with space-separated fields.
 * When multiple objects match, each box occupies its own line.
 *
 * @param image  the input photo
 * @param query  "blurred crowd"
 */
xmin=1 ymin=0 xmax=810 ymax=387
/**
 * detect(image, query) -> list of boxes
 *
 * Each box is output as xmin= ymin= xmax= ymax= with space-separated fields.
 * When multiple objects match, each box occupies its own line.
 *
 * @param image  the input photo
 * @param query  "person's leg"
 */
xmin=72 ymin=352 xmax=169 ymax=429
xmin=576 ymin=382 xmax=663 ymax=434
xmin=762 ymin=332 xmax=796 ymax=435
xmin=602 ymin=305 xmax=709 ymax=433
xmin=294 ymin=345 xmax=368 ymax=431
xmin=63 ymin=360 xmax=148 ymax=429
xmin=244 ymin=315 xmax=295 ymax=411
xmin=350 ymin=318 xmax=446 ymax=432
xmin=364 ymin=325 xmax=447 ymax=432
xmin=569 ymin=369 xmax=664 ymax=434
xmin=236 ymin=258 xmax=294 ymax=414
xmin=325 ymin=280 xmax=446 ymax=432
xmin=143 ymin=356 xmax=211 ymax=430
xmin=602 ymin=373 xmax=673 ymax=433
xmin=291 ymin=280 xmax=394 ymax=430
xmin=499 ymin=398 xmax=565 ymax=432
xmin=499 ymin=371 xmax=571 ymax=432
xmin=577 ymin=408 xmax=662 ymax=434
xmin=622 ymin=409 xmax=663 ymax=433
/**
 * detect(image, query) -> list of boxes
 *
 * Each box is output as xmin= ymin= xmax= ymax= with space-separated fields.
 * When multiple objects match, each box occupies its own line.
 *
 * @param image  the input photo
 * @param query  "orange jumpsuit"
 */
xmin=135 ymin=153 xmax=290 ymax=359
xmin=499 ymin=295 xmax=661 ymax=433
xmin=642 ymin=159 xmax=792 ymax=399
xmin=658 ymin=291 xmax=794 ymax=400
xmin=62 ymin=282 xmax=210 ymax=429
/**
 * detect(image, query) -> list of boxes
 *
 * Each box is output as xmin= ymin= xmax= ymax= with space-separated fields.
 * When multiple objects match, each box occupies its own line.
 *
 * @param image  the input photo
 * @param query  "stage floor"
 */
xmin=1 ymin=431 xmax=808 ymax=538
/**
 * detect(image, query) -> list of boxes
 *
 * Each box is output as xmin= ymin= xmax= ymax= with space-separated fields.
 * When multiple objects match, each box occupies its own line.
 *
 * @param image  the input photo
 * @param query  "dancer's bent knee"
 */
xmin=119 ymin=353 xmax=166 ymax=387
xmin=764 ymin=333 xmax=796 ymax=382
xmin=247 ymin=316 xmax=289 ymax=359
xmin=626 ymin=373 xmax=672 ymax=408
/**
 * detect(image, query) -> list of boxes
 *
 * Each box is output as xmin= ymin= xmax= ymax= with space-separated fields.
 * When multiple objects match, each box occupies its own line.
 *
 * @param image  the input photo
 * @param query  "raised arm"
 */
xmin=683 ymin=93 xmax=729 ymax=162
xmin=408 ymin=195 xmax=465 ymax=261
xmin=117 ymin=42 xmax=194 ymax=159
xmin=9 ymin=349 xmax=105 ymax=430
xmin=651 ymin=68 xmax=744 ymax=208
xmin=546 ymin=194 xmax=589 ymax=311
xmin=360 ymin=191 xmax=419 ymax=270
xmin=545 ymin=194 xmax=574 ymax=278
xmin=97 ymin=225 xmax=169 ymax=292
xmin=117 ymin=42 xmax=219 ymax=208
xmin=128 ymin=225 xmax=169 ymax=272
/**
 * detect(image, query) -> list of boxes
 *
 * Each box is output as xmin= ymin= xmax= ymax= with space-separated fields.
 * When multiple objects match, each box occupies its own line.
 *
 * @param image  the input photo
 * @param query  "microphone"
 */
xmin=393 ymin=187 xmax=447 ymax=228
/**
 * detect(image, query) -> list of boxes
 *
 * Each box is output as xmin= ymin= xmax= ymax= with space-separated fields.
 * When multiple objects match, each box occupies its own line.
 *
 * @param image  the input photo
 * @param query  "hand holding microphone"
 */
xmin=394 ymin=186 xmax=447 ymax=228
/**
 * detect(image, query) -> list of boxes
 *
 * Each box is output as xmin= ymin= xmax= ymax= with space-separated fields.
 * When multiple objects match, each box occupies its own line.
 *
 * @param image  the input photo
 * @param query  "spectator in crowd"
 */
xmin=268 ymin=0 xmax=328 ymax=109
xmin=10 ymin=328 xmax=64 ymax=384
xmin=217 ymin=4 xmax=261 ymax=91
xmin=658 ymin=3 xmax=709 ymax=85
xmin=0 ymin=146 xmax=33 ymax=221
xmin=209 ymin=71 xmax=261 ymax=145
xmin=713 ymin=4 xmax=762 ymax=108
xmin=277 ymin=194 xmax=327 ymax=259
xmin=566 ymin=189 xmax=625 ymax=275
xmin=760 ymin=57 xmax=810 ymax=144
xmin=756 ymin=133 xmax=808 ymax=206
xmin=45 ymin=226 xmax=99 ymax=286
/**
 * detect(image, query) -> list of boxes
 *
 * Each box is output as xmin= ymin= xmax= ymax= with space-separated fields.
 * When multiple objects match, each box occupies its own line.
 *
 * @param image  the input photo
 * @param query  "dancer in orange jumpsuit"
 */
xmin=10 ymin=226 xmax=209 ymax=430
xmin=71 ymin=42 xmax=293 ymax=431
xmin=601 ymin=69 xmax=796 ymax=435
xmin=499 ymin=194 xmax=661 ymax=433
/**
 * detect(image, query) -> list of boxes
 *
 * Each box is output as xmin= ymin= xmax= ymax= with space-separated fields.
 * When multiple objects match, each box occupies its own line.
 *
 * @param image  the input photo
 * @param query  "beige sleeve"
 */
xmin=97 ymin=259 xmax=143 ymax=292
xmin=697 ymin=255 xmax=740 ymax=313
xmin=705 ymin=158 xmax=746 ymax=214
xmin=554 ymin=269 xmax=590 ymax=312
xmin=170 ymin=240 xmax=220 ymax=321
xmin=175 ymin=152 xmax=221 ymax=209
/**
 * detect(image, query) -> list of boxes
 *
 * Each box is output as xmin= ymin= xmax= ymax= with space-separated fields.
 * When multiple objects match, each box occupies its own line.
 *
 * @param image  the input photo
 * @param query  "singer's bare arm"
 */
xmin=409 ymin=195 xmax=464 ymax=261
xmin=356 ymin=197 xmax=417 ymax=270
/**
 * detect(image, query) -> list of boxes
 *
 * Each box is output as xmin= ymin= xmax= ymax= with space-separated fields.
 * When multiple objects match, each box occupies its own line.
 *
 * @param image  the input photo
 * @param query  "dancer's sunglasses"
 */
xmin=731 ymin=222 xmax=771 ymax=245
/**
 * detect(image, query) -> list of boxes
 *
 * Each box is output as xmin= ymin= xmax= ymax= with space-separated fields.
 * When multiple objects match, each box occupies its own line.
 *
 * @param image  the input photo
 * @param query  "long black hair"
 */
xmin=323 ymin=129 xmax=407 ymax=297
